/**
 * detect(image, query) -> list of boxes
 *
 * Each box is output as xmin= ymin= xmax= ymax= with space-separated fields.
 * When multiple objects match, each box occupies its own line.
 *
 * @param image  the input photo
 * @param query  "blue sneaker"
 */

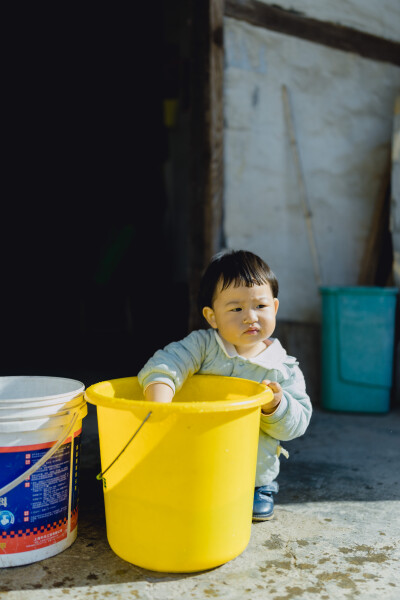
xmin=252 ymin=482 xmax=279 ymax=521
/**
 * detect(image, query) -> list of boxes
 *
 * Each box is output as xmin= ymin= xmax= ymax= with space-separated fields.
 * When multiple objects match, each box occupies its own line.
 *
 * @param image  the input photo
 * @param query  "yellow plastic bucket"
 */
xmin=85 ymin=375 xmax=272 ymax=573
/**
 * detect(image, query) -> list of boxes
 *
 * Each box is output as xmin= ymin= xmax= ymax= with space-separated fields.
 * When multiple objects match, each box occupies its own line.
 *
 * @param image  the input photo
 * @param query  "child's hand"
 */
xmin=144 ymin=383 xmax=174 ymax=403
xmin=260 ymin=379 xmax=283 ymax=415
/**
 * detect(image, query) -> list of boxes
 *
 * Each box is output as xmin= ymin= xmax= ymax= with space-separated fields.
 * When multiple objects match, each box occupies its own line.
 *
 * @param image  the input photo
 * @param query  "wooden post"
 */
xmin=189 ymin=0 xmax=225 ymax=330
xmin=224 ymin=0 xmax=400 ymax=67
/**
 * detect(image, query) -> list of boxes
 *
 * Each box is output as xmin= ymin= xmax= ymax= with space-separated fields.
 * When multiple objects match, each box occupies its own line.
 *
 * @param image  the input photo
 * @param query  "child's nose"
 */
xmin=243 ymin=309 xmax=258 ymax=323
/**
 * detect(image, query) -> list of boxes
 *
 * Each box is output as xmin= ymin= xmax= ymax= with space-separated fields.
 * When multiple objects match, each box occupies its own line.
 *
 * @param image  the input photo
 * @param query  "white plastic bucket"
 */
xmin=0 ymin=376 xmax=87 ymax=567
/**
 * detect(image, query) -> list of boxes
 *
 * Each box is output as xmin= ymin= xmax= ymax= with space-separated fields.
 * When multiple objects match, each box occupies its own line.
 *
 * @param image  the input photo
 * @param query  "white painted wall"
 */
xmin=259 ymin=0 xmax=400 ymax=43
xmin=223 ymin=13 xmax=400 ymax=322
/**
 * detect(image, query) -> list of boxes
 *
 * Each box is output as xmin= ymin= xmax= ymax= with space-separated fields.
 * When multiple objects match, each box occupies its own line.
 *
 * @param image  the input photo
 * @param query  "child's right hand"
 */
xmin=260 ymin=379 xmax=282 ymax=414
xmin=144 ymin=382 xmax=174 ymax=403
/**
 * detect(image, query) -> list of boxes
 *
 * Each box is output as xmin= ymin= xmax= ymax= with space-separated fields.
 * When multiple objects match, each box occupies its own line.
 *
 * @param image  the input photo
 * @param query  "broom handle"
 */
xmin=282 ymin=84 xmax=323 ymax=287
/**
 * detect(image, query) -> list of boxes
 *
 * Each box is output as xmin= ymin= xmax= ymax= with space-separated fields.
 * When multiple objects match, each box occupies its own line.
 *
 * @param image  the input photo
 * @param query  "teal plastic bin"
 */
xmin=321 ymin=287 xmax=398 ymax=413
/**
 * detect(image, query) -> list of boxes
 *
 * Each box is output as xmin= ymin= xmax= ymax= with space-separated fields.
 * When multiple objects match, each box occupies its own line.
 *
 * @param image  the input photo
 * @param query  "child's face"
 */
xmin=202 ymin=280 xmax=279 ymax=357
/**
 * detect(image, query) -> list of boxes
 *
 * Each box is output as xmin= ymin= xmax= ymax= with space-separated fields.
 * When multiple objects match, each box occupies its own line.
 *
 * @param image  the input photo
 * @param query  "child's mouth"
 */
xmin=245 ymin=328 xmax=259 ymax=335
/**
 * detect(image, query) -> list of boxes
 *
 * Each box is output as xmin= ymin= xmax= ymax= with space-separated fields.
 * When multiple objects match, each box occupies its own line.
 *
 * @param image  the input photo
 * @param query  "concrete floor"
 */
xmin=1 ymin=402 xmax=399 ymax=600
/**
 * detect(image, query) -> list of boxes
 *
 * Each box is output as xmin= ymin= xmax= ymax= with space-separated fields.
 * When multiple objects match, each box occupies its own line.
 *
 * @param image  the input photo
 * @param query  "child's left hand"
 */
xmin=261 ymin=379 xmax=283 ymax=415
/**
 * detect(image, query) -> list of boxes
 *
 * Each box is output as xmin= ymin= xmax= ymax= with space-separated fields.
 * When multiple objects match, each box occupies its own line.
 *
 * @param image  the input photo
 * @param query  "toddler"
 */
xmin=138 ymin=250 xmax=312 ymax=520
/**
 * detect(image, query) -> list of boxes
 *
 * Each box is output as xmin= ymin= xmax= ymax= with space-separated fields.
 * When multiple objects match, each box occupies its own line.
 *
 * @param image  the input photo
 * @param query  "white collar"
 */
xmin=214 ymin=330 xmax=297 ymax=376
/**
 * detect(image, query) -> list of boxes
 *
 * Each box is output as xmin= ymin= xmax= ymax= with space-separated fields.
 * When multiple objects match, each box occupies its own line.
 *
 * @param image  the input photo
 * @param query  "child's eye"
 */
xmin=231 ymin=307 xmax=242 ymax=312
xmin=256 ymin=304 xmax=267 ymax=309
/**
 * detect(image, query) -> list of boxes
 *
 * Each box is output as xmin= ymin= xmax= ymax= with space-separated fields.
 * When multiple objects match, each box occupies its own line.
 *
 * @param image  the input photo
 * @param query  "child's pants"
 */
xmin=255 ymin=429 xmax=285 ymax=487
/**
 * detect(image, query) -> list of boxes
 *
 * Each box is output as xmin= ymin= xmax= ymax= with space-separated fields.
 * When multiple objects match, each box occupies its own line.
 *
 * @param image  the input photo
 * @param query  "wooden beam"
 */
xmin=189 ymin=0 xmax=225 ymax=330
xmin=225 ymin=0 xmax=400 ymax=66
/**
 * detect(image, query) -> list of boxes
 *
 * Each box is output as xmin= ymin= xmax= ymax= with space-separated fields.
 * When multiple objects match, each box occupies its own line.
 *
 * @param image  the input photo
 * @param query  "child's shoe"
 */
xmin=252 ymin=482 xmax=279 ymax=521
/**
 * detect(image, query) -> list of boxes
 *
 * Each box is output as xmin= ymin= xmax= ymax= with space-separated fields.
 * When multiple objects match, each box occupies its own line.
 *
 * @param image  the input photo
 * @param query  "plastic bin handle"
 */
xmin=0 ymin=402 xmax=86 ymax=498
xmin=96 ymin=410 xmax=152 ymax=488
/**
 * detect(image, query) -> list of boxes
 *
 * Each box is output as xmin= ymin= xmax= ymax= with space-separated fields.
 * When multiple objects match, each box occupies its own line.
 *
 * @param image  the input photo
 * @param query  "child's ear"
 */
xmin=202 ymin=306 xmax=217 ymax=329
xmin=274 ymin=298 xmax=279 ymax=315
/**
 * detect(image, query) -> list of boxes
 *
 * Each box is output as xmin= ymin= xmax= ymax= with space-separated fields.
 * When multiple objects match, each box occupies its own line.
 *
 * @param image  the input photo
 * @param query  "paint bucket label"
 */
xmin=0 ymin=430 xmax=81 ymax=555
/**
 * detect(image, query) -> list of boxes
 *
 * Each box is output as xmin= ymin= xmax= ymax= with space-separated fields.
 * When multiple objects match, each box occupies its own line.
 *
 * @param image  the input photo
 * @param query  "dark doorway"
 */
xmin=2 ymin=5 xmax=191 ymax=386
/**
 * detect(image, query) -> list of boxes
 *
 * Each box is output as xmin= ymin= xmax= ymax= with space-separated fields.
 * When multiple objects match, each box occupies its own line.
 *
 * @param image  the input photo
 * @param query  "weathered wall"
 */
xmin=223 ymin=8 xmax=400 ymax=323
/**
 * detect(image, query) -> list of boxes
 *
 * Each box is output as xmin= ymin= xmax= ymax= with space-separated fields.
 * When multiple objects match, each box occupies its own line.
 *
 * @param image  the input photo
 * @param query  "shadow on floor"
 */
xmin=1 ymin=407 xmax=399 ymax=591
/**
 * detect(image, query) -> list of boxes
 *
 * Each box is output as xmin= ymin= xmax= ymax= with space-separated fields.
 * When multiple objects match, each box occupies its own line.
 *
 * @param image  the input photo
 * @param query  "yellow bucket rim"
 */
xmin=85 ymin=375 xmax=273 ymax=414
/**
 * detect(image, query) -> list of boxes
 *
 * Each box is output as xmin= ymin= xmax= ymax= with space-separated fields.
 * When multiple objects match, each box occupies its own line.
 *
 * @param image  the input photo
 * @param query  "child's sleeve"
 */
xmin=137 ymin=330 xmax=209 ymax=394
xmin=259 ymin=364 xmax=312 ymax=441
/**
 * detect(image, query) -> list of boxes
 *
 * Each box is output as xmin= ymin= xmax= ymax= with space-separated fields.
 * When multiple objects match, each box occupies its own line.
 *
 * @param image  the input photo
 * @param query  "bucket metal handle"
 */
xmin=96 ymin=410 xmax=152 ymax=488
xmin=0 ymin=402 xmax=86 ymax=498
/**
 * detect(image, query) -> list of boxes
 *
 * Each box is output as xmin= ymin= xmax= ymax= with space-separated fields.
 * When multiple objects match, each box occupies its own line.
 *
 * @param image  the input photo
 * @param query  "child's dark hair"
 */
xmin=198 ymin=250 xmax=279 ymax=311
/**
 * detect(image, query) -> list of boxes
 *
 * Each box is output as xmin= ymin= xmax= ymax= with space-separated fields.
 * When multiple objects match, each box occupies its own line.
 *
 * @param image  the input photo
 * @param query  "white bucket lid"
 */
xmin=0 ymin=376 xmax=85 ymax=403
xmin=0 ymin=405 xmax=87 ymax=432
xmin=0 ymin=396 xmax=84 ymax=410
